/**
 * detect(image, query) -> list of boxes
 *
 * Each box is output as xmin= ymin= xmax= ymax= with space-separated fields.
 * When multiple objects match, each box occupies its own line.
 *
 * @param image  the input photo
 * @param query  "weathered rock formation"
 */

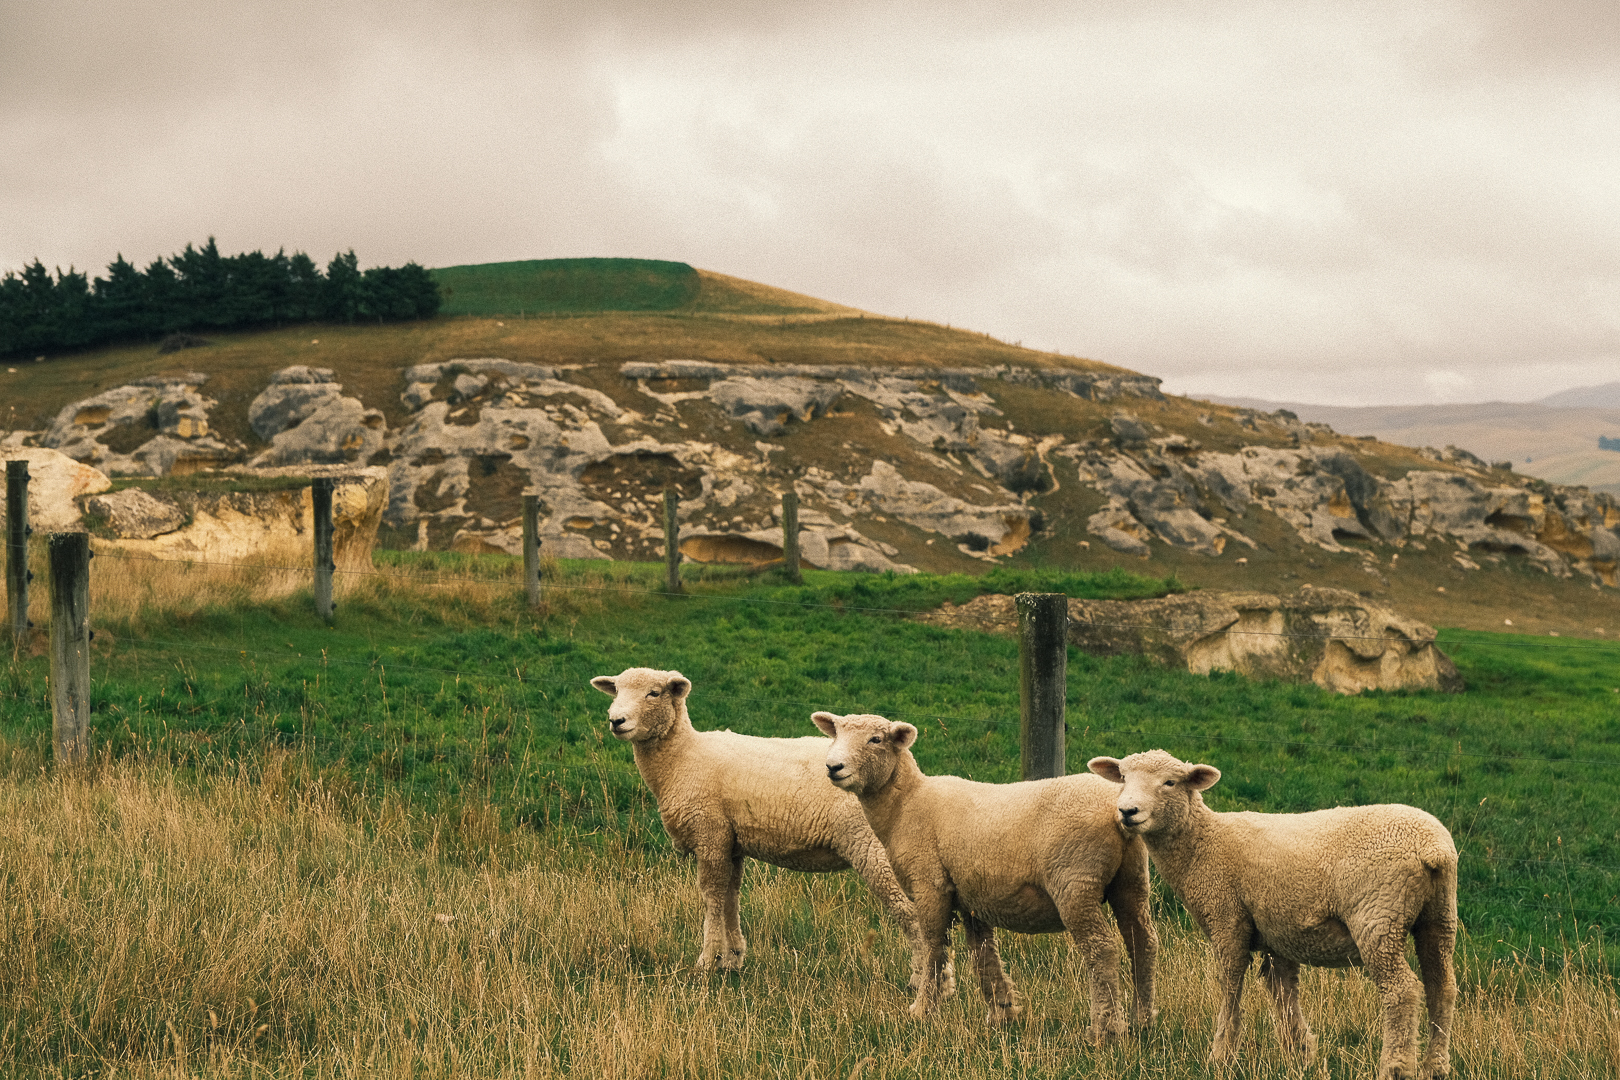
xmin=0 ymin=448 xmax=112 ymax=531
xmin=88 ymin=466 xmax=388 ymax=588
xmin=917 ymin=587 xmax=1461 ymax=695
xmin=249 ymin=366 xmax=386 ymax=467
xmin=39 ymin=373 xmax=238 ymax=476
xmin=19 ymin=356 xmax=1620 ymax=587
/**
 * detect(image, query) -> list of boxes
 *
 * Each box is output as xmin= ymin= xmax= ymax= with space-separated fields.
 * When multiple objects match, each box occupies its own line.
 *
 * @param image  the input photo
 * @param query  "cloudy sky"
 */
xmin=3 ymin=0 xmax=1616 ymax=405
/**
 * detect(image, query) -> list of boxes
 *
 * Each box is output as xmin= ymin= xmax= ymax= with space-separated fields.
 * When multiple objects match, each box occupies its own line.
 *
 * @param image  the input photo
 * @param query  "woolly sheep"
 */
xmin=589 ymin=668 xmax=925 ymax=978
xmin=816 ymin=711 xmax=1157 ymax=1041
xmin=1088 ymin=750 xmax=1457 ymax=1080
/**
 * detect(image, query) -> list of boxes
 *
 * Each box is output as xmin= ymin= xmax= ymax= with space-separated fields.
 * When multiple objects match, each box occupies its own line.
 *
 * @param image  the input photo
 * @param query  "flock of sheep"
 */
xmin=590 ymin=667 xmax=1459 ymax=1080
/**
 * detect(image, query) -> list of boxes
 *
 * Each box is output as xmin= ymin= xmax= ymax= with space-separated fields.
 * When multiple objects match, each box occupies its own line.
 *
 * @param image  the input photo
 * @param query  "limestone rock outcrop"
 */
xmin=84 ymin=488 xmax=187 ymax=539
xmin=249 ymin=366 xmax=387 ymax=467
xmin=39 ymin=374 xmax=237 ymax=476
xmin=20 ymin=356 xmax=1620 ymax=586
xmin=89 ymin=466 xmax=388 ymax=591
xmin=0 ymin=448 xmax=112 ymax=531
xmin=917 ymin=587 xmax=1462 ymax=695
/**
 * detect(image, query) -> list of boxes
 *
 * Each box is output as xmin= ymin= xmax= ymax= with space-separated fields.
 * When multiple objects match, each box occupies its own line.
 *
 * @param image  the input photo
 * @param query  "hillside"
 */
xmin=5 ymin=259 xmax=1618 ymax=636
xmin=1209 ymin=395 xmax=1620 ymax=497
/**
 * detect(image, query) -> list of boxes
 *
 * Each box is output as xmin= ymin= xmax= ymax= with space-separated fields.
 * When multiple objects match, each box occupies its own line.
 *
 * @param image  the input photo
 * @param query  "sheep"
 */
xmin=816 ymin=711 xmax=1157 ymax=1041
xmin=1087 ymin=750 xmax=1457 ymax=1080
xmin=588 ymin=668 xmax=928 ymax=980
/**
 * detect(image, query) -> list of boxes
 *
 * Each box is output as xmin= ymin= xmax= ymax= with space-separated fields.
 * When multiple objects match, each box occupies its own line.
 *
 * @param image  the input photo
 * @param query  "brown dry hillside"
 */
xmin=5 ymin=264 xmax=1618 ymax=637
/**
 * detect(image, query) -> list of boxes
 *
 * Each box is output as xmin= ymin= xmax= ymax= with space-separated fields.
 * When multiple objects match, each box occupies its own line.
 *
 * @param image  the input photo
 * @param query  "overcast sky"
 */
xmin=3 ymin=0 xmax=1616 ymax=405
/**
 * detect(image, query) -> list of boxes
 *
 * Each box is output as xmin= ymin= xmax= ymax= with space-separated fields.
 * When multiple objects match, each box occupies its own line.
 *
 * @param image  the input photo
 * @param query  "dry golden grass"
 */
xmin=1 ymin=748 xmax=1615 ymax=1079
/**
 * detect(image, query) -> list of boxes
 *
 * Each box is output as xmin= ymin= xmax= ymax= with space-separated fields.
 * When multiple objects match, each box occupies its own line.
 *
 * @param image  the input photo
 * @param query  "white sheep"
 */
xmin=816 ymin=711 xmax=1157 ymax=1041
xmin=1087 ymin=749 xmax=1457 ymax=1080
xmin=589 ymin=668 xmax=927 ymax=979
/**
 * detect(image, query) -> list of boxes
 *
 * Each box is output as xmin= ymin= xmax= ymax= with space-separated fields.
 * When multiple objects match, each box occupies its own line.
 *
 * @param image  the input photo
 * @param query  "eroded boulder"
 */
xmin=84 ymin=488 xmax=187 ymax=539
xmin=0 ymin=448 xmax=112 ymax=531
xmin=250 ymin=367 xmax=386 ymax=466
xmin=41 ymin=374 xmax=236 ymax=476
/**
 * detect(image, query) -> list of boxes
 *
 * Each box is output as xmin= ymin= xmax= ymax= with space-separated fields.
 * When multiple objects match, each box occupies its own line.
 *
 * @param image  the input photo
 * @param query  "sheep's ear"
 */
xmin=1088 ymin=757 xmax=1124 ymax=784
xmin=811 ymin=712 xmax=840 ymax=737
xmin=666 ymin=675 xmax=692 ymax=700
xmin=891 ymin=723 xmax=919 ymax=750
xmin=589 ymin=676 xmax=617 ymax=696
xmin=1184 ymin=764 xmax=1221 ymax=791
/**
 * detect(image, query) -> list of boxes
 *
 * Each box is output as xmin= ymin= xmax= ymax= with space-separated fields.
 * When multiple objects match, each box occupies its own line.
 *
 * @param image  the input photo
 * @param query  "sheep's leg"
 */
xmin=1258 ymin=953 xmax=1316 ymax=1061
xmin=1208 ymin=937 xmax=1253 ymax=1065
xmin=1413 ymin=913 xmax=1457 ymax=1080
xmin=693 ymin=844 xmax=743 ymax=971
xmin=1105 ymin=850 xmax=1159 ymax=1028
xmin=906 ymin=891 xmax=954 ymax=1019
xmin=836 ymin=832 xmax=934 ymax=995
xmin=721 ymin=850 xmax=747 ymax=969
xmin=1057 ymin=881 xmax=1128 ymax=1044
xmin=961 ymin=912 xmax=1024 ymax=1025
xmin=1352 ymin=919 xmax=1425 ymax=1080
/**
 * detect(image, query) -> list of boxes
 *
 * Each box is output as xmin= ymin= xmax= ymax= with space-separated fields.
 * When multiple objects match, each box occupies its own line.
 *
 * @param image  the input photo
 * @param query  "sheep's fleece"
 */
xmin=1089 ymin=749 xmax=1457 ymax=1080
xmin=589 ymin=669 xmax=921 ymax=975
xmin=818 ymin=711 xmax=1156 ymax=1042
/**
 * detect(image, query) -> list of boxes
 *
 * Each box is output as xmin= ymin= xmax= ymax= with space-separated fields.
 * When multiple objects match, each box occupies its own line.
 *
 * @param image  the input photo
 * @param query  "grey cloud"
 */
xmin=2 ymin=0 xmax=1617 ymax=406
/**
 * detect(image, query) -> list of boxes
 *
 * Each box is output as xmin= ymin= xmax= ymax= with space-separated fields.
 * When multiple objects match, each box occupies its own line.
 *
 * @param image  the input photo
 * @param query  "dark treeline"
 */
xmin=0 ymin=238 xmax=442 ymax=358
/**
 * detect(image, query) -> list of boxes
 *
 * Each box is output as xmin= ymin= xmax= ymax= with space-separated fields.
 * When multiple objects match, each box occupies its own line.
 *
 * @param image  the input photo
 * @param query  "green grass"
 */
xmin=431 ymin=258 xmax=701 ymax=316
xmin=3 ymin=554 xmax=1617 ymax=973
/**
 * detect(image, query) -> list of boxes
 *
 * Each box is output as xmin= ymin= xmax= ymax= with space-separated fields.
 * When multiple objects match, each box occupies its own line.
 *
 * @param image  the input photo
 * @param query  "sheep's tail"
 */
xmin=1417 ymin=825 xmax=1460 ymax=924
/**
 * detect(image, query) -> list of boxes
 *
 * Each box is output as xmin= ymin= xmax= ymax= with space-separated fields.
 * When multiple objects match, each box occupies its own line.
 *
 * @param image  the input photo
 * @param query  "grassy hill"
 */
xmin=5 ymin=259 xmax=1619 ymax=639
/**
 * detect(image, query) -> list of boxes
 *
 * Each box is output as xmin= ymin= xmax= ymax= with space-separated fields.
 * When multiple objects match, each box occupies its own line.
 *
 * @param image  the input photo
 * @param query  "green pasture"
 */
xmin=430 ymin=257 xmax=701 ymax=316
xmin=2 ymin=554 xmax=1617 ymax=970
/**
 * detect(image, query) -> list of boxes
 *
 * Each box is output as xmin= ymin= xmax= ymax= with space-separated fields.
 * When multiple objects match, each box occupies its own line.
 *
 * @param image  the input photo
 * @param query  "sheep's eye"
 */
xmin=1163 ymin=780 xmax=1175 ymax=787
xmin=647 ymin=690 xmax=661 ymax=698
xmin=869 ymin=736 xmax=883 ymax=744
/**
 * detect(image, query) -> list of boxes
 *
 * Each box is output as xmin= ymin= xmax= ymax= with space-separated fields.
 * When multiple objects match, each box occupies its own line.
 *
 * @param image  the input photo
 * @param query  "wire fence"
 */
xmin=7 ymin=536 xmax=1620 ymax=932
xmin=85 ymin=548 xmax=1620 ymax=652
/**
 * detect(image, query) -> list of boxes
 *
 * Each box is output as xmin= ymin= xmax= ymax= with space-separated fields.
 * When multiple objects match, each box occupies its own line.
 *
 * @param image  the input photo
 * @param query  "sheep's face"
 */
xmin=813 ymin=711 xmax=917 ymax=796
xmin=1088 ymin=750 xmax=1220 ymax=837
xmin=589 ymin=668 xmax=692 ymax=744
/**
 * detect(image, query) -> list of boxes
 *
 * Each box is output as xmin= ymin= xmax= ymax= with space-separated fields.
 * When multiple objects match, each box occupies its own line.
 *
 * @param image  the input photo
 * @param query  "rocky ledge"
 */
xmin=916 ymin=587 xmax=1461 ymax=695
xmin=14 ymin=357 xmax=1620 ymax=590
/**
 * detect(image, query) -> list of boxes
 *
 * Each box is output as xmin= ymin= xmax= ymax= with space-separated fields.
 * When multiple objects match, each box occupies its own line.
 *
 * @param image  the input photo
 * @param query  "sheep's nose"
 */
xmin=826 ymin=763 xmax=843 ymax=779
xmin=1119 ymin=805 xmax=1139 ymax=821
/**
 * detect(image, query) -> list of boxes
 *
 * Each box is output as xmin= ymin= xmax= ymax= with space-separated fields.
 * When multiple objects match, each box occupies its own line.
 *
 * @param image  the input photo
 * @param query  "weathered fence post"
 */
xmin=1017 ymin=592 xmax=1068 ymax=780
xmin=781 ymin=489 xmax=802 ymax=584
xmin=663 ymin=487 xmax=682 ymax=594
xmin=312 ymin=478 xmax=335 ymax=623
xmin=49 ymin=532 xmax=90 ymax=764
xmin=6 ymin=459 xmax=29 ymax=644
xmin=522 ymin=491 xmax=542 ymax=610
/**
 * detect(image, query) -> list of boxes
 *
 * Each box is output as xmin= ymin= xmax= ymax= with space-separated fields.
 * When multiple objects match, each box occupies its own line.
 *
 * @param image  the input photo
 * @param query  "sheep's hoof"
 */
xmin=907 ymin=999 xmax=937 ymax=1020
xmin=986 ymin=1002 xmax=1025 ymax=1026
xmin=1132 ymin=1007 xmax=1159 ymax=1029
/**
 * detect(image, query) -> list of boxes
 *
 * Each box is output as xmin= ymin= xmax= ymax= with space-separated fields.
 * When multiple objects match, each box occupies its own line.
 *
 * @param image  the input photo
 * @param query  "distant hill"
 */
xmin=1538 ymin=381 xmax=1620 ymax=409
xmin=1206 ymin=395 xmax=1620 ymax=496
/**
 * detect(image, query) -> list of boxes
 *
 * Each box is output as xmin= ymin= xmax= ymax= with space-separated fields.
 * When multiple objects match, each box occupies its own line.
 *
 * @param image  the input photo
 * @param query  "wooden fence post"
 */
xmin=781 ymin=489 xmax=802 ymax=584
xmin=312 ymin=478 xmax=335 ymax=623
xmin=663 ymin=487 xmax=682 ymax=594
xmin=49 ymin=532 xmax=90 ymax=764
xmin=522 ymin=491 xmax=541 ymax=610
xmin=6 ymin=459 xmax=29 ymax=644
xmin=1017 ymin=592 xmax=1068 ymax=780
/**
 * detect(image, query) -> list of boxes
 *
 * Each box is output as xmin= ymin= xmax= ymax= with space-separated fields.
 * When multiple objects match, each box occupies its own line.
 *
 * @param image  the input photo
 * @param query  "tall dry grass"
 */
xmin=11 ymin=540 xmax=637 ymax=639
xmin=2 ymin=748 xmax=1616 ymax=1079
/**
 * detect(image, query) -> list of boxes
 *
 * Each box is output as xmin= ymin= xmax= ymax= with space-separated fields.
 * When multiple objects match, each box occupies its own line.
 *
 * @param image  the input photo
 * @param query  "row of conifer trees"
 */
xmin=0 ymin=238 xmax=441 ymax=359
